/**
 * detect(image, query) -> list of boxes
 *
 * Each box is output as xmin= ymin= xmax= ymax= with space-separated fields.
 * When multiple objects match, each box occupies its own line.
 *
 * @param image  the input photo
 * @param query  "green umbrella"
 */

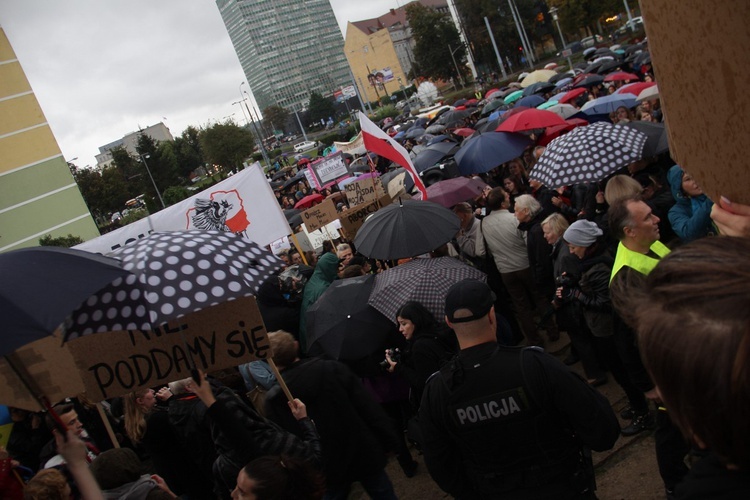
xmin=503 ymin=90 xmax=524 ymax=105
xmin=537 ymin=100 xmax=559 ymax=110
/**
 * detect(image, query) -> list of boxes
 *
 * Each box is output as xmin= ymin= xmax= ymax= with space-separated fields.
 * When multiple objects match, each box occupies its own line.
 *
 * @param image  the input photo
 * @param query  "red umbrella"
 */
xmin=297 ymin=157 xmax=311 ymax=165
xmin=572 ymin=72 xmax=597 ymax=86
xmin=556 ymin=87 xmax=587 ymax=104
xmin=452 ymin=127 xmax=476 ymax=137
xmin=465 ymin=99 xmax=479 ymax=106
xmin=454 ymin=105 xmax=467 ymax=111
xmin=538 ymin=118 xmax=589 ymax=146
xmin=496 ymin=109 xmax=566 ymax=133
xmin=485 ymin=88 xmax=501 ymax=99
xmin=294 ymin=193 xmax=324 ymax=209
xmin=616 ymin=81 xmax=656 ymax=97
xmin=604 ymin=72 xmax=641 ymax=83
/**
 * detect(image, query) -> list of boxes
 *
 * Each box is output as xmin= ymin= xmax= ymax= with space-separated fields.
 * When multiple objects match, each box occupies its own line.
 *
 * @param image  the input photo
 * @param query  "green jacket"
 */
xmin=298 ymin=252 xmax=340 ymax=352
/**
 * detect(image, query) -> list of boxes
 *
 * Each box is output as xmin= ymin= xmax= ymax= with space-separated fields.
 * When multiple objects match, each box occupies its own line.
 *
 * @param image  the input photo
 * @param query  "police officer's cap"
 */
xmin=445 ymin=279 xmax=496 ymax=323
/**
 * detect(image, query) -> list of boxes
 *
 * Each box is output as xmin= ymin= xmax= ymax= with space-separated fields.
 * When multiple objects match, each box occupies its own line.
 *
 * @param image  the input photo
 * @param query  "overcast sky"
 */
xmin=0 ymin=0 xmax=408 ymax=168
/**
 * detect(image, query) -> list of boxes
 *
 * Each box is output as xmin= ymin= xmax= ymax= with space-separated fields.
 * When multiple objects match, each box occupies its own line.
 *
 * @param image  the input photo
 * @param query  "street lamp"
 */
xmin=138 ymin=153 xmax=166 ymax=209
xmin=549 ymin=7 xmax=573 ymax=72
xmin=448 ymin=45 xmax=464 ymax=87
xmin=239 ymin=82 xmax=271 ymax=167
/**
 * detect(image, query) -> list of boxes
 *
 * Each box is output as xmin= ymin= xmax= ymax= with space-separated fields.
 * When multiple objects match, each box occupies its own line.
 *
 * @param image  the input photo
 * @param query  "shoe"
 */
xmin=587 ymin=376 xmax=608 ymax=387
xmin=563 ymin=353 xmax=580 ymax=365
xmin=620 ymin=411 xmax=655 ymax=436
xmin=620 ymin=405 xmax=635 ymax=420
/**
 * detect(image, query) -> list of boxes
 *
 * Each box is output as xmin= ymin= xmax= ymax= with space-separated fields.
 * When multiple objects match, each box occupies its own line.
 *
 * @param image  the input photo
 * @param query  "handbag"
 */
xmin=238 ymin=364 xmax=267 ymax=416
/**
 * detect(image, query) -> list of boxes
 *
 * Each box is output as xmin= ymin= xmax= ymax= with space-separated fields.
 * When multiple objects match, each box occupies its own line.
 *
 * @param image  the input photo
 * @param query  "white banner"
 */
xmin=75 ymin=164 xmax=291 ymax=254
xmin=333 ymin=132 xmax=366 ymax=156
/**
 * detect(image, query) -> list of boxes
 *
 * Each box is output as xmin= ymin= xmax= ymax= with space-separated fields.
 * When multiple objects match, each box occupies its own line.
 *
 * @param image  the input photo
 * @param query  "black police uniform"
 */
xmin=419 ymin=342 xmax=619 ymax=499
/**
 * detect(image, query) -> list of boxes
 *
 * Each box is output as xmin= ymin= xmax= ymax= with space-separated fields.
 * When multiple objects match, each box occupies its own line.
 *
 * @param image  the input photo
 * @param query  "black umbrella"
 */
xmin=622 ymin=121 xmax=669 ymax=157
xmin=64 ymin=231 xmax=283 ymax=339
xmin=598 ymin=59 xmax=626 ymax=75
xmin=438 ymin=109 xmax=472 ymax=128
xmin=548 ymin=72 xmax=574 ymax=85
xmin=529 ymin=122 xmax=648 ymax=188
xmin=282 ymin=170 xmax=306 ymax=189
xmin=523 ymin=82 xmax=556 ymax=96
xmin=271 ymin=170 xmax=288 ymax=180
xmin=574 ymin=74 xmax=605 ymax=88
xmin=0 ymin=247 xmax=131 ymax=357
xmin=404 ymin=127 xmax=426 ymax=140
xmin=306 ymin=274 xmax=397 ymax=360
xmin=481 ymin=99 xmax=505 ymax=116
xmin=270 ymin=181 xmax=284 ymax=190
xmin=413 ymin=141 xmax=460 ymax=172
xmin=581 ymin=61 xmax=606 ymax=75
xmin=353 ymin=199 xmax=461 ymax=260
xmin=283 ymin=208 xmax=303 ymax=228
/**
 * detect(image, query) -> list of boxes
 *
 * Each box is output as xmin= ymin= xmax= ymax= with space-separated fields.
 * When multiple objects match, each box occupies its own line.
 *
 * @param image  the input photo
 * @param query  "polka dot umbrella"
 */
xmin=528 ymin=122 xmax=648 ymax=188
xmin=63 ymin=230 xmax=283 ymax=340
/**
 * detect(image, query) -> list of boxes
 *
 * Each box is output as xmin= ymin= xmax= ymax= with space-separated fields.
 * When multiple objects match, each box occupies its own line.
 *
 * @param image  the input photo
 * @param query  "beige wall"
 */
xmin=344 ymin=23 xmax=409 ymax=104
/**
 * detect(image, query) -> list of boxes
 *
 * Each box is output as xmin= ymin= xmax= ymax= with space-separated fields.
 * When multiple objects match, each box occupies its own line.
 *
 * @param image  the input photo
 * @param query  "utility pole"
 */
xmin=508 ymin=0 xmax=534 ymax=69
xmin=448 ymin=44 xmax=464 ymax=87
xmin=549 ymin=7 xmax=573 ymax=72
xmin=484 ymin=16 xmax=508 ymax=80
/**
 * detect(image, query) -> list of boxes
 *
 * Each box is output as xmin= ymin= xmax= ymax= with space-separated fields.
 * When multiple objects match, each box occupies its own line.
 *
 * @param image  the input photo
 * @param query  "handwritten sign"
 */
xmin=345 ymin=177 xmax=386 ymax=207
xmin=67 ymin=297 xmax=270 ymax=400
xmin=301 ymin=198 xmax=338 ymax=232
xmin=338 ymin=195 xmax=390 ymax=239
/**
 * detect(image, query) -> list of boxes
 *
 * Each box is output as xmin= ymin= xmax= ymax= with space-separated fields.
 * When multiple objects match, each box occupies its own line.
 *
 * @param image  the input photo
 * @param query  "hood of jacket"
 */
xmin=667 ymin=164 xmax=686 ymax=200
xmin=312 ymin=252 xmax=340 ymax=284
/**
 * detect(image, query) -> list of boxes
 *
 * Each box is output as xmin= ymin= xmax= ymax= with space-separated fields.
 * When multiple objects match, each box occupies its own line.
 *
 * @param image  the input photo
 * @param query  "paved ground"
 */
xmin=350 ymin=334 xmax=667 ymax=499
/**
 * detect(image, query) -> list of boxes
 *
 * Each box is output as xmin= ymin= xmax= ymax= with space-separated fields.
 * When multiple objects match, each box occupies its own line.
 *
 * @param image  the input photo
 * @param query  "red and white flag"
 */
xmin=358 ymin=112 xmax=428 ymax=200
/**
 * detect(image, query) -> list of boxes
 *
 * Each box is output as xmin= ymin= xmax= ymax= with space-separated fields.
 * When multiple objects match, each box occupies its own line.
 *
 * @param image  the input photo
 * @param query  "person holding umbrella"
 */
xmin=383 ymin=301 xmax=458 ymax=411
xmin=298 ymin=253 xmax=340 ymax=354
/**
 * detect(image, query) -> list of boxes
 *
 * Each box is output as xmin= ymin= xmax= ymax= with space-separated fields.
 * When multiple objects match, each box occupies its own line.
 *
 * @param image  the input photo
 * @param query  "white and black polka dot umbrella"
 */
xmin=63 ymin=231 xmax=282 ymax=339
xmin=529 ymin=122 xmax=648 ymax=188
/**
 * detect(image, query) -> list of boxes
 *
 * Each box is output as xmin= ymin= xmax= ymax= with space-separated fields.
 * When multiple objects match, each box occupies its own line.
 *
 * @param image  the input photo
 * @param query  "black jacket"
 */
xmin=395 ymin=326 xmax=457 ymax=409
xmin=265 ymin=358 xmax=399 ymax=490
xmin=518 ymin=214 xmax=555 ymax=297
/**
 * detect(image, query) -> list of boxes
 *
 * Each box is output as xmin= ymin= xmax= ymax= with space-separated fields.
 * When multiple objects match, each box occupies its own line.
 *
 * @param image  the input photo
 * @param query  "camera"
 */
xmin=379 ymin=348 xmax=401 ymax=370
xmin=555 ymin=274 xmax=575 ymax=302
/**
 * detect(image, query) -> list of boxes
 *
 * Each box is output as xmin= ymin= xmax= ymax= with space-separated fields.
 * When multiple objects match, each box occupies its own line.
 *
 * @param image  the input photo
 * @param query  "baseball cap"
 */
xmin=445 ymin=279 xmax=496 ymax=323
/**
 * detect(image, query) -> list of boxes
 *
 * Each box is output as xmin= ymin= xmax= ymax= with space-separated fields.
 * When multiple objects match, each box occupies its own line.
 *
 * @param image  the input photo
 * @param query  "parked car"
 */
xmin=581 ymin=34 xmax=604 ymax=48
xmin=293 ymin=140 xmax=318 ymax=153
xmin=557 ymin=41 xmax=583 ymax=57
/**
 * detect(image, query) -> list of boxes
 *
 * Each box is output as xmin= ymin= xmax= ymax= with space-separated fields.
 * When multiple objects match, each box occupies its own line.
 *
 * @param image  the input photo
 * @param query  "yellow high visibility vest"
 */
xmin=610 ymin=240 xmax=671 ymax=284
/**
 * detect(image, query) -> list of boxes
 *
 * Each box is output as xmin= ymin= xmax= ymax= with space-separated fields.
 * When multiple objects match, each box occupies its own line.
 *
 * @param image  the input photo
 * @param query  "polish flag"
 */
xmin=358 ymin=112 xmax=428 ymax=200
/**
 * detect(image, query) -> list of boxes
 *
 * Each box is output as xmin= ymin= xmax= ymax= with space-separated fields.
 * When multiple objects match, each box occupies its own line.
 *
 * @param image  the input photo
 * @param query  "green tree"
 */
xmin=173 ymin=126 xmax=205 ymax=179
xmin=199 ymin=122 xmax=256 ymax=174
xmin=262 ymin=105 xmax=290 ymax=134
xmin=548 ymin=0 xmax=621 ymax=39
xmin=308 ymin=92 xmax=335 ymax=124
xmin=163 ymin=185 xmax=192 ymax=205
xmin=39 ymin=234 xmax=84 ymax=247
xmin=406 ymin=3 xmax=465 ymax=81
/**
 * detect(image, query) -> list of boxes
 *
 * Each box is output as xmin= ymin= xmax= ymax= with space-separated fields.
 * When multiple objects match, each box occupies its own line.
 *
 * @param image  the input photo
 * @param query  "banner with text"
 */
xmin=345 ymin=177 xmax=386 ymax=207
xmin=338 ymin=195 xmax=390 ymax=240
xmin=308 ymin=152 xmax=350 ymax=190
xmin=74 ymin=164 xmax=290 ymax=254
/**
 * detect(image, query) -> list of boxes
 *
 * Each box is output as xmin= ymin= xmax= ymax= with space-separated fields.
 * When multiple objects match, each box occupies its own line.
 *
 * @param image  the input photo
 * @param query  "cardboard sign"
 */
xmin=301 ymin=198 xmax=338 ymax=232
xmin=641 ymin=1 xmax=749 ymax=203
xmin=345 ymin=177 xmax=386 ymax=207
xmin=338 ymin=195 xmax=390 ymax=240
xmin=67 ymin=297 xmax=270 ymax=401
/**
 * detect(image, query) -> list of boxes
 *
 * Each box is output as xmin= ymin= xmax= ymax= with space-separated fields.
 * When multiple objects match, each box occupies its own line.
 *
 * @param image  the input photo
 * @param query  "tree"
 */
xmin=307 ymin=92 xmax=335 ymax=124
xmin=406 ymin=3 xmax=465 ymax=81
xmin=199 ymin=122 xmax=256 ymax=174
xmin=547 ymin=0 xmax=621 ymax=39
xmin=173 ymin=126 xmax=205 ymax=179
xmin=262 ymin=105 xmax=290 ymax=134
xmin=163 ymin=185 xmax=192 ymax=205
xmin=39 ymin=234 xmax=84 ymax=247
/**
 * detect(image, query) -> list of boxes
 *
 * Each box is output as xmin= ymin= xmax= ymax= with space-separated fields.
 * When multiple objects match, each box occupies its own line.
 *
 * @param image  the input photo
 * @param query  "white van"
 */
xmin=294 ymin=140 xmax=318 ymax=153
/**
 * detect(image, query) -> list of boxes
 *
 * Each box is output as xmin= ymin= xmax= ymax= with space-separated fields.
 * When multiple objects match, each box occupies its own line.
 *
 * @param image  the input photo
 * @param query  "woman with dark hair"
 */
xmin=556 ymin=220 xmax=651 ymax=436
xmin=231 ymin=455 xmax=325 ymax=500
xmin=384 ymin=301 xmax=458 ymax=409
xmin=502 ymin=174 xmax=528 ymax=212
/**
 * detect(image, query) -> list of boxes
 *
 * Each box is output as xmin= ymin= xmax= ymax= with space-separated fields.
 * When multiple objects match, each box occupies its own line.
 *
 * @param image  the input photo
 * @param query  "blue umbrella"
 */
xmin=555 ymin=77 xmax=573 ymax=88
xmin=394 ymin=131 xmax=406 ymax=141
xmin=514 ymin=95 xmax=545 ymax=108
xmin=581 ymin=94 xmax=638 ymax=115
xmin=454 ymin=131 xmax=533 ymax=175
xmin=404 ymin=127 xmax=426 ymax=139
xmin=488 ymin=109 xmax=507 ymax=121
xmin=426 ymin=134 xmax=454 ymax=146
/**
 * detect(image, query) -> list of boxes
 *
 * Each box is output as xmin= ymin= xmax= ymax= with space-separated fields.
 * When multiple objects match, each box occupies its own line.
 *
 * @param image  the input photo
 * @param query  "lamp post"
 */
xmin=239 ymin=82 xmax=271 ymax=167
xmin=549 ymin=7 xmax=573 ymax=72
xmin=138 ymin=153 xmax=165 ymax=209
xmin=448 ymin=44 xmax=464 ymax=87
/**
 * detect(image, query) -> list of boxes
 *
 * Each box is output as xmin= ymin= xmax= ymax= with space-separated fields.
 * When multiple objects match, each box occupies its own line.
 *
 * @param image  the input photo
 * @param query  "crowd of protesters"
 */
xmin=4 ymin=39 xmax=750 ymax=500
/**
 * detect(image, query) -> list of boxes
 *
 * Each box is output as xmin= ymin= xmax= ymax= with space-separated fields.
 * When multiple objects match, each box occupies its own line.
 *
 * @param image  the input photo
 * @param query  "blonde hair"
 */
xmin=541 ymin=213 xmax=570 ymax=238
xmin=123 ymin=388 xmax=150 ymax=443
xmin=24 ymin=469 xmax=69 ymax=500
xmin=604 ymin=175 xmax=642 ymax=205
xmin=268 ymin=330 xmax=298 ymax=367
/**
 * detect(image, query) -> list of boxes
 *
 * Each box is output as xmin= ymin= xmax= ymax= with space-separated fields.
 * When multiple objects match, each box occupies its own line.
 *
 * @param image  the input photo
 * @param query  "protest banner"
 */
xmin=338 ymin=195 xmax=390 ymax=240
xmin=74 ymin=164 xmax=290 ymax=254
xmin=345 ymin=177 xmax=385 ymax=207
xmin=65 ymin=297 xmax=270 ymax=401
xmin=301 ymin=198 xmax=338 ymax=232
xmin=308 ymin=152 xmax=350 ymax=190
xmin=334 ymin=133 xmax=366 ymax=156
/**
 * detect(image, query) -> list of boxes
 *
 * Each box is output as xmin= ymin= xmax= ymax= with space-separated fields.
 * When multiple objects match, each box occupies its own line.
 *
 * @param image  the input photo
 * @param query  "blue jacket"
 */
xmin=667 ymin=165 xmax=715 ymax=242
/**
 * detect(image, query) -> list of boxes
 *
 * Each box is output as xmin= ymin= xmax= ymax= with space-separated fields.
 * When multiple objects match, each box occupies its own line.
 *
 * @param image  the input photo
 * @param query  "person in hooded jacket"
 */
xmin=264 ymin=331 xmax=400 ymax=500
xmin=666 ymin=165 xmax=715 ymax=242
xmin=298 ymin=252 xmax=339 ymax=354
xmin=256 ymin=275 xmax=301 ymax=339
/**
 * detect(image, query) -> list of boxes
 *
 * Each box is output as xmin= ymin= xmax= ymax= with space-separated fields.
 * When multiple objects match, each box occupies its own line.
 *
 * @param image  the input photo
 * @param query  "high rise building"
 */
xmin=216 ymin=0 xmax=351 ymax=114
xmin=0 ymin=27 xmax=99 ymax=252
xmin=94 ymin=122 xmax=174 ymax=170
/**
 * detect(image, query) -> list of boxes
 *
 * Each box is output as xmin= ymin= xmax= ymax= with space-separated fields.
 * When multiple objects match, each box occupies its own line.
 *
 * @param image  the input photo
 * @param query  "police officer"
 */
xmin=419 ymin=279 xmax=619 ymax=499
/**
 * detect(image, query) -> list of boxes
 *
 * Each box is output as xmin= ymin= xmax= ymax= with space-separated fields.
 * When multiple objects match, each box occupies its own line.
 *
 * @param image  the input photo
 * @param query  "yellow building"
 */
xmin=0 ymin=27 xmax=99 ymax=252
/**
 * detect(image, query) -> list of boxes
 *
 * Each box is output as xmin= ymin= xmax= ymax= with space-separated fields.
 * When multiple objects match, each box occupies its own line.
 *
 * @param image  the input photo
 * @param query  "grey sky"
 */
xmin=0 ymin=0 xmax=405 ymax=167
